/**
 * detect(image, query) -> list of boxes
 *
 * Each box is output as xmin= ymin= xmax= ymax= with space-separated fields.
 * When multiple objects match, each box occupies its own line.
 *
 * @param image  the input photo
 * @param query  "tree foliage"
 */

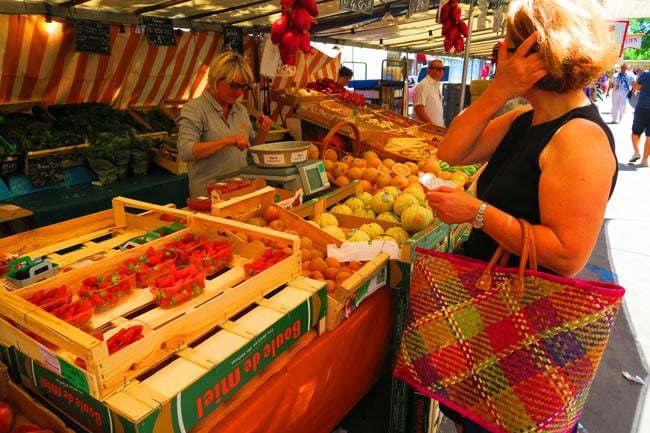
xmin=623 ymin=18 xmax=650 ymax=60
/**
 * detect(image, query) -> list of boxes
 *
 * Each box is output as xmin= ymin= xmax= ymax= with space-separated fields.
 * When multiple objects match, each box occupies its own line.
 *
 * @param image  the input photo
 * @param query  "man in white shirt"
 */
xmin=607 ymin=63 xmax=635 ymax=124
xmin=413 ymin=60 xmax=445 ymax=127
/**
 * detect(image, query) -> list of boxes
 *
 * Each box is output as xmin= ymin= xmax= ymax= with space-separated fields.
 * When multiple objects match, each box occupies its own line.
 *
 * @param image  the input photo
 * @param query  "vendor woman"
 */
xmin=177 ymin=51 xmax=272 ymax=197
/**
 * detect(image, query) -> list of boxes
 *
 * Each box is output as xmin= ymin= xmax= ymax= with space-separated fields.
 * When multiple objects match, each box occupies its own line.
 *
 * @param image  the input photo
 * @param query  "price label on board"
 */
xmin=73 ymin=20 xmax=111 ymax=55
xmin=340 ymin=0 xmax=374 ymax=15
xmin=408 ymin=0 xmax=429 ymax=15
xmin=143 ymin=16 xmax=176 ymax=46
xmin=224 ymin=25 xmax=244 ymax=55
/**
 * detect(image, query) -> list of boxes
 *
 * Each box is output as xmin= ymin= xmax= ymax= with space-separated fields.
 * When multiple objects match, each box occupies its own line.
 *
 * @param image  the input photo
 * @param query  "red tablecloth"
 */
xmin=196 ymin=285 xmax=395 ymax=433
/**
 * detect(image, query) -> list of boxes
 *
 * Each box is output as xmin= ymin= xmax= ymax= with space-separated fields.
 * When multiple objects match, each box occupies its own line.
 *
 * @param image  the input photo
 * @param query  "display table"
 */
xmin=6 ymin=165 xmax=188 ymax=228
xmin=197 ymin=285 xmax=395 ymax=433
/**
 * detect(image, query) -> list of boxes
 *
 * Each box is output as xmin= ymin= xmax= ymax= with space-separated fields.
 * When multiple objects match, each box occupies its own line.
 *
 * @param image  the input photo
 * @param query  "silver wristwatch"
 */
xmin=472 ymin=202 xmax=488 ymax=229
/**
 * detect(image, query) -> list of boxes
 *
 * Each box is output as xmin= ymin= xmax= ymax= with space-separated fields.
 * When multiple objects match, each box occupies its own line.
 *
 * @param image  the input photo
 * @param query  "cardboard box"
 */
xmin=9 ymin=278 xmax=325 ymax=433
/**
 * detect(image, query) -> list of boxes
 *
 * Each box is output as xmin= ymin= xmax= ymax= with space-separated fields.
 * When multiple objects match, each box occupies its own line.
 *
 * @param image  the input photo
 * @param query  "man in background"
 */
xmin=337 ymin=66 xmax=353 ymax=88
xmin=607 ymin=63 xmax=635 ymax=124
xmin=413 ymin=60 xmax=445 ymax=127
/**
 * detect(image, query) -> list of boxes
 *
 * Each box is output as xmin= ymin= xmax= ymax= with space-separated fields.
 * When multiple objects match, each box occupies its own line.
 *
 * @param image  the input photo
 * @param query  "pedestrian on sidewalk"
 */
xmin=608 ymin=63 xmax=635 ymax=123
xmin=630 ymin=69 xmax=650 ymax=166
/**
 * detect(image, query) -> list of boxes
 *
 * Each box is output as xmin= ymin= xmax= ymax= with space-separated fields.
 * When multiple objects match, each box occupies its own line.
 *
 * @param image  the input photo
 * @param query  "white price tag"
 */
xmin=38 ymin=344 xmax=62 ymax=375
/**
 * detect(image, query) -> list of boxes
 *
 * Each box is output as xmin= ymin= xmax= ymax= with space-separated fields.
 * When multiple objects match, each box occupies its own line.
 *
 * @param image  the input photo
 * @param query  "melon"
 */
xmin=343 ymin=197 xmax=366 ymax=212
xmin=374 ymin=234 xmax=397 ymax=242
xmin=377 ymin=212 xmax=401 ymax=223
xmin=330 ymin=204 xmax=353 ymax=215
xmin=322 ymin=225 xmax=346 ymax=241
xmin=381 ymin=186 xmax=401 ymax=200
xmin=402 ymin=186 xmax=427 ymax=205
xmin=359 ymin=222 xmax=385 ymax=239
xmin=346 ymin=229 xmax=371 ymax=242
xmin=355 ymin=192 xmax=373 ymax=208
xmin=353 ymin=208 xmax=376 ymax=219
xmin=393 ymin=193 xmax=420 ymax=216
xmin=400 ymin=204 xmax=434 ymax=233
xmin=314 ymin=212 xmax=339 ymax=228
xmin=385 ymin=226 xmax=410 ymax=244
xmin=370 ymin=191 xmax=394 ymax=214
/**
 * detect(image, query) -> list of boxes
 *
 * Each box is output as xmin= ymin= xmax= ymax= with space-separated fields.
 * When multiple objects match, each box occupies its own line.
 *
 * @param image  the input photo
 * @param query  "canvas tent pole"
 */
xmin=459 ymin=2 xmax=479 ymax=114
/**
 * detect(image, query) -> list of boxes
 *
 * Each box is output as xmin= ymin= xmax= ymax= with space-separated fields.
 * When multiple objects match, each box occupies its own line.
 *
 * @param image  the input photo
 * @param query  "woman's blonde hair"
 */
xmin=506 ymin=0 xmax=618 ymax=93
xmin=208 ymin=51 xmax=254 ymax=87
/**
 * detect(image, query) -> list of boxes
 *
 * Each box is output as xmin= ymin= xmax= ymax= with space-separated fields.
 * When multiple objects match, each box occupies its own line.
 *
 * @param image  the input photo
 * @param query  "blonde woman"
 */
xmin=177 ymin=51 xmax=272 ymax=197
xmin=425 ymin=0 xmax=618 ymax=430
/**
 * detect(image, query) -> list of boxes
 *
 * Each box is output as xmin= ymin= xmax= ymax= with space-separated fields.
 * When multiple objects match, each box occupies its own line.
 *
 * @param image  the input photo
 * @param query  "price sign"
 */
xmin=143 ymin=16 xmax=176 ymax=46
xmin=224 ymin=25 xmax=244 ymax=55
xmin=73 ymin=20 xmax=111 ymax=55
xmin=340 ymin=0 xmax=374 ymax=15
xmin=408 ymin=0 xmax=429 ymax=15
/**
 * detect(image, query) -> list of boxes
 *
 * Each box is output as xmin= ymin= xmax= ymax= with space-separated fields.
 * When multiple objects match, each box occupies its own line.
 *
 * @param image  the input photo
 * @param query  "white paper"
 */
xmin=327 ymin=240 xmax=401 ymax=262
xmin=260 ymin=35 xmax=280 ymax=78
xmin=419 ymin=172 xmax=459 ymax=191
xmin=38 ymin=344 xmax=62 ymax=375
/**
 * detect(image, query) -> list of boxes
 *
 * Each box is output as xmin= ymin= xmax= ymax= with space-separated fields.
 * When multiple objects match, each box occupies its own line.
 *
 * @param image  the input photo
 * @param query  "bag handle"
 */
xmin=476 ymin=219 xmax=537 ymax=296
xmin=318 ymin=120 xmax=362 ymax=159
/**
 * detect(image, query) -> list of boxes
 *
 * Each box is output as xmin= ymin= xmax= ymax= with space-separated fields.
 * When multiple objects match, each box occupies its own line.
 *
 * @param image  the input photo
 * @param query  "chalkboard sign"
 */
xmin=224 ymin=25 xmax=244 ymax=55
xmin=340 ymin=0 xmax=374 ymax=15
xmin=143 ymin=16 xmax=176 ymax=46
xmin=73 ymin=20 xmax=111 ymax=55
xmin=409 ymin=0 xmax=430 ymax=15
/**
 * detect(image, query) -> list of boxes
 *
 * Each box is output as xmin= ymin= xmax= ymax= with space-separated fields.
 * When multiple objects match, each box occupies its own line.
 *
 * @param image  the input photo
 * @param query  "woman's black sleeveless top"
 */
xmin=463 ymin=104 xmax=617 ymax=267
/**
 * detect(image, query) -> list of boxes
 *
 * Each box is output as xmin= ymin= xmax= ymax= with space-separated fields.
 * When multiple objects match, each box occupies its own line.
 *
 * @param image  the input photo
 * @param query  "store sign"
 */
xmin=408 ymin=0 xmax=429 ymax=15
xmin=144 ymin=16 xmax=176 ymax=46
xmin=73 ymin=20 xmax=111 ymax=55
xmin=624 ymin=33 xmax=644 ymax=50
xmin=340 ymin=0 xmax=373 ymax=15
xmin=608 ymin=20 xmax=629 ymax=56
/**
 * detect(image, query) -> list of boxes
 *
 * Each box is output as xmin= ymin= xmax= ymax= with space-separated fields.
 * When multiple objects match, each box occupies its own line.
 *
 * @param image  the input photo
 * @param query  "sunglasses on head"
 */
xmin=228 ymin=82 xmax=250 ymax=91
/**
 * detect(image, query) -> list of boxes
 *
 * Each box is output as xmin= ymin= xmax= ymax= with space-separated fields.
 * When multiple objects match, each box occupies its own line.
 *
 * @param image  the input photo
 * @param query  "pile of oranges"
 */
xmin=323 ymin=149 xmax=427 ymax=193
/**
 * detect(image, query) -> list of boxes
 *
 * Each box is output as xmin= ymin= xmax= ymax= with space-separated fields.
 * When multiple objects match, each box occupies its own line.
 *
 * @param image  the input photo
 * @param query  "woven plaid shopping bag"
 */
xmin=393 ymin=220 xmax=625 ymax=433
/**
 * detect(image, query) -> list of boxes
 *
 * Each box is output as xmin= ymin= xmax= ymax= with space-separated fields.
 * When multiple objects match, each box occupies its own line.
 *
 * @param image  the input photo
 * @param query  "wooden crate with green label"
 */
xmin=0 ymin=197 xmax=317 ymax=402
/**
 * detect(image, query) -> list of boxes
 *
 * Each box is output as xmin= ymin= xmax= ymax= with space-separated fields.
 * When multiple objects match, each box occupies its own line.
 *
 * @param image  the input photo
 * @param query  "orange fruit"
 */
xmin=363 ymin=150 xmax=379 ymax=159
xmin=331 ymin=162 xmax=349 ymax=178
xmin=359 ymin=179 xmax=373 ymax=192
xmin=377 ymin=164 xmax=391 ymax=175
xmin=311 ymin=271 xmax=324 ymax=280
xmin=309 ymin=257 xmax=328 ymax=273
xmin=341 ymin=155 xmax=354 ymax=165
xmin=261 ymin=204 xmax=279 ymax=222
xmin=405 ymin=161 xmax=419 ymax=175
xmin=408 ymin=174 xmax=420 ymax=184
xmin=300 ymin=248 xmax=312 ymax=261
xmin=348 ymin=260 xmax=363 ymax=271
xmin=366 ymin=157 xmax=383 ymax=169
xmin=391 ymin=174 xmax=410 ymax=190
xmin=325 ymin=257 xmax=340 ymax=268
xmin=362 ymin=167 xmax=379 ymax=183
xmin=324 ymin=159 xmax=334 ymax=171
xmin=302 ymin=261 xmax=311 ymax=271
xmin=375 ymin=173 xmax=392 ymax=188
xmin=300 ymin=236 xmax=313 ymax=250
xmin=335 ymin=175 xmax=350 ymax=186
xmin=310 ymin=248 xmax=324 ymax=260
xmin=335 ymin=271 xmax=352 ymax=284
xmin=324 ymin=267 xmax=338 ymax=280
xmin=268 ymin=219 xmax=285 ymax=231
xmin=383 ymin=158 xmax=396 ymax=169
xmin=323 ymin=148 xmax=338 ymax=162
xmin=325 ymin=280 xmax=336 ymax=293
xmin=350 ymin=158 xmax=367 ymax=168
xmin=391 ymin=163 xmax=411 ymax=177
xmin=347 ymin=166 xmax=364 ymax=180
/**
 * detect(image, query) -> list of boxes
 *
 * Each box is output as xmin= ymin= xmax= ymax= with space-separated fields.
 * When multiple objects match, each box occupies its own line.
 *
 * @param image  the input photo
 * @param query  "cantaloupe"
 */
xmin=400 ymin=204 xmax=434 ymax=233
xmin=314 ymin=212 xmax=339 ymax=228
xmin=359 ymin=222 xmax=384 ymax=239
xmin=330 ymin=204 xmax=353 ymax=215
xmin=385 ymin=226 xmax=410 ymax=244
xmin=370 ymin=191 xmax=394 ymax=214
xmin=393 ymin=193 xmax=420 ymax=216
xmin=346 ymin=229 xmax=371 ymax=242
xmin=343 ymin=197 xmax=366 ymax=212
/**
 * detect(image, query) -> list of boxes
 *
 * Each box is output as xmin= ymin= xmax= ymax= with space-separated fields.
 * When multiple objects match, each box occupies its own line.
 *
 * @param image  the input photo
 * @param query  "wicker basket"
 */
xmin=318 ymin=121 xmax=364 ymax=188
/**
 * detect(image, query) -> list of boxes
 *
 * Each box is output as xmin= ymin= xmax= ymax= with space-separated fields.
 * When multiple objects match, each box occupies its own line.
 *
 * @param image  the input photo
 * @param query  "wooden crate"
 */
xmin=151 ymin=148 xmax=187 ymax=174
xmin=8 ymin=274 xmax=326 ymax=433
xmin=0 ymin=363 xmax=76 ymax=433
xmin=0 ymin=197 xmax=306 ymax=400
xmin=0 ymin=203 xmax=189 ymax=288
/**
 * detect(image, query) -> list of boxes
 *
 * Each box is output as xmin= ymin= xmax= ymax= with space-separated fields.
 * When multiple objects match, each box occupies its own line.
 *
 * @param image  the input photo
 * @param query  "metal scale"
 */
xmin=238 ymin=159 xmax=330 ymax=196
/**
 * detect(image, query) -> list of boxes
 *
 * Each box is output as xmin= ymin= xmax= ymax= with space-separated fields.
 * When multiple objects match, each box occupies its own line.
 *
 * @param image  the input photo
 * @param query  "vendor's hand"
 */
xmin=256 ymin=114 xmax=273 ymax=133
xmin=232 ymin=134 xmax=250 ymax=151
xmin=489 ymin=32 xmax=548 ymax=102
xmin=426 ymin=186 xmax=481 ymax=224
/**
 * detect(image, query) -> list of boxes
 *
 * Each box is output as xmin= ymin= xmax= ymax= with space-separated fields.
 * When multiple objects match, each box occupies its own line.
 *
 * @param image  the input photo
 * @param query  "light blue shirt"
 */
xmin=176 ymin=92 xmax=255 ymax=197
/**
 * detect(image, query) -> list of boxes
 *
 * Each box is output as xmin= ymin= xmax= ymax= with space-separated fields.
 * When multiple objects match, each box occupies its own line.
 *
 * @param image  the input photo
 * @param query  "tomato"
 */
xmin=0 ymin=402 xmax=13 ymax=433
xmin=9 ymin=424 xmax=42 ymax=433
